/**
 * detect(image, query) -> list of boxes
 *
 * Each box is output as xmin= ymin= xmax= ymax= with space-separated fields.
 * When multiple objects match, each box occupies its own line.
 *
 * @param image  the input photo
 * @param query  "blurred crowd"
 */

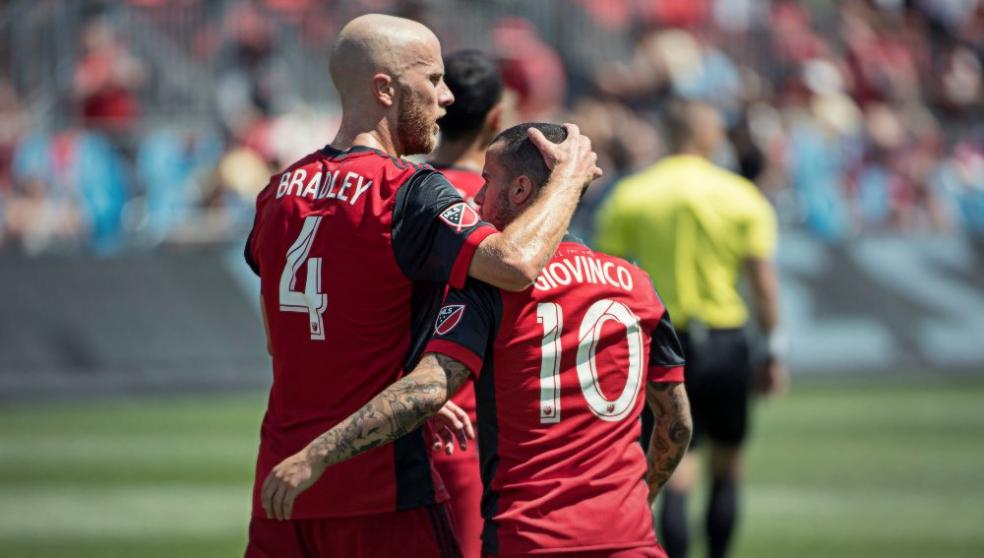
xmin=0 ymin=0 xmax=982 ymax=255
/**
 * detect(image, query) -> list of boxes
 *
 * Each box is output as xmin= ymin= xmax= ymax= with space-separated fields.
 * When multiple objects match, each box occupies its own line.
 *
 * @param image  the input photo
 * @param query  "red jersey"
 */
xmin=432 ymin=163 xmax=485 ymax=210
xmin=425 ymin=239 xmax=685 ymax=555
xmin=245 ymin=145 xmax=496 ymax=519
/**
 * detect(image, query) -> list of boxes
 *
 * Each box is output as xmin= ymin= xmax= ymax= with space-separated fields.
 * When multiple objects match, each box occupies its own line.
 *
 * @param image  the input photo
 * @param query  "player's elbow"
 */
xmin=474 ymin=235 xmax=541 ymax=291
xmin=417 ymin=358 xmax=453 ymax=413
xmin=502 ymin=263 xmax=539 ymax=292
xmin=497 ymin=243 xmax=540 ymax=291
xmin=673 ymin=410 xmax=694 ymax=448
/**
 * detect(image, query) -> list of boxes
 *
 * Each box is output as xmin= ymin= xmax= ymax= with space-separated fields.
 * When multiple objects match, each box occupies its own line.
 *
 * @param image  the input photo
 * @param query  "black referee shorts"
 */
xmin=640 ymin=327 xmax=753 ymax=450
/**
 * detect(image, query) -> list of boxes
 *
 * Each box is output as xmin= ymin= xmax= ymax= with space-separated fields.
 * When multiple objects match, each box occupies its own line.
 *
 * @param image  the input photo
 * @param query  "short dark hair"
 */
xmin=490 ymin=122 xmax=568 ymax=188
xmin=437 ymin=50 xmax=503 ymax=142
xmin=662 ymin=98 xmax=693 ymax=152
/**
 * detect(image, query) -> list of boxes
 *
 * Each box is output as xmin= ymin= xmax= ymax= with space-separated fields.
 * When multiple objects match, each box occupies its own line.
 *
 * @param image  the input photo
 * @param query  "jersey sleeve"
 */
xmin=244 ymin=228 xmax=260 ymax=276
xmin=649 ymin=310 xmax=685 ymax=382
xmin=423 ymin=279 xmax=500 ymax=378
xmin=392 ymin=169 xmax=497 ymax=289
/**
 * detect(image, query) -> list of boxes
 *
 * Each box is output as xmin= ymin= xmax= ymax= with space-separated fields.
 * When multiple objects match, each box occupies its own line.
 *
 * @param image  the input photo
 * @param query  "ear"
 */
xmin=372 ymin=73 xmax=395 ymax=108
xmin=509 ymin=174 xmax=535 ymax=207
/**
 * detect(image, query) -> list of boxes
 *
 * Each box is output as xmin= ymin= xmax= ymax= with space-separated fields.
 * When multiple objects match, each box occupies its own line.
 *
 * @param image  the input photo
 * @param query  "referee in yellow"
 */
xmin=595 ymin=100 xmax=787 ymax=558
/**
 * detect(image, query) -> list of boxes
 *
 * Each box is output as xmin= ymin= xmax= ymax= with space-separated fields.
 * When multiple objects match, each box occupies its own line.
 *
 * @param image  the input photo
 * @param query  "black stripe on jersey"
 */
xmin=441 ymin=504 xmax=464 ymax=558
xmin=391 ymin=169 xmax=475 ymax=284
xmin=424 ymin=506 xmax=441 ymax=557
xmin=476 ymin=347 xmax=501 ymax=556
xmin=403 ymin=281 xmax=446 ymax=372
xmin=394 ymin=281 xmax=446 ymax=510
xmin=393 ymin=428 xmax=436 ymax=511
xmin=244 ymin=229 xmax=259 ymax=276
xmin=425 ymin=505 xmax=452 ymax=558
xmin=650 ymin=310 xmax=686 ymax=368
xmin=473 ymin=288 xmax=503 ymax=556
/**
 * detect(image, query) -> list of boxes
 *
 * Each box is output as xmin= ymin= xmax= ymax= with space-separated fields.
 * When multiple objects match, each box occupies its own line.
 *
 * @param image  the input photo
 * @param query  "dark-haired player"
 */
xmin=263 ymin=123 xmax=692 ymax=557
xmin=431 ymin=49 xmax=505 ymax=208
xmin=244 ymin=13 xmax=601 ymax=558
xmin=427 ymin=48 xmax=505 ymax=558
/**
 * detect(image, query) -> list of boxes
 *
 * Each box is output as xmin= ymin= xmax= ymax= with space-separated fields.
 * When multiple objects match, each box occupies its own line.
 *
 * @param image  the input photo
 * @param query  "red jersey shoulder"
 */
xmin=259 ymin=148 xmax=430 ymax=212
xmin=255 ymin=150 xmax=323 ymax=206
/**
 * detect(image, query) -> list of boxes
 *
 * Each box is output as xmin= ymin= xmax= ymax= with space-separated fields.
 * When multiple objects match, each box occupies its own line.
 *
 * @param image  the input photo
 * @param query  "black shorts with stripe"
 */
xmin=641 ymin=327 xmax=753 ymax=450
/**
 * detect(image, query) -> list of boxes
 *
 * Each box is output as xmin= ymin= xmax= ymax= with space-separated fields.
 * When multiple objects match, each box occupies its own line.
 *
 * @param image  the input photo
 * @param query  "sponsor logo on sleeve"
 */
xmin=435 ymin=304 xmax=466 ymax=335
xmin=438 ymin=202 xmax=479 ymax=232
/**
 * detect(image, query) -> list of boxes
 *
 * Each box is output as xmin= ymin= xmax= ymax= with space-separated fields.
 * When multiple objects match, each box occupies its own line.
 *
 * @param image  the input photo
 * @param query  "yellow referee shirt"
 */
xmin=595 ymin=155 xmax=777 ymax=330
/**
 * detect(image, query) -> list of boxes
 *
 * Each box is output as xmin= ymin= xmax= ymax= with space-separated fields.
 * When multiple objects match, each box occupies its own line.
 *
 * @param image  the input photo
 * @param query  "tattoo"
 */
xmin=435 ymin=354 xmax=473 ymax=395
xmin=645 ymin=382 xmax=692 ymax=495
xmin=307 ymin=354 xmax=469 ymax=467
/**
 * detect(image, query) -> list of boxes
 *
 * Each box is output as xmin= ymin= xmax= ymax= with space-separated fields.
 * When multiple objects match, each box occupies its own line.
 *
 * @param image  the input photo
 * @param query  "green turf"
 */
xmin=1 ymin=379 xmax=982 ymax=557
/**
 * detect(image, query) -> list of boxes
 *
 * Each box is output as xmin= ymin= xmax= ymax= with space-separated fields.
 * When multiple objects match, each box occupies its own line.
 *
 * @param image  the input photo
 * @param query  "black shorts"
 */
xmin=640 ymin=328 xmax=753 ymax=450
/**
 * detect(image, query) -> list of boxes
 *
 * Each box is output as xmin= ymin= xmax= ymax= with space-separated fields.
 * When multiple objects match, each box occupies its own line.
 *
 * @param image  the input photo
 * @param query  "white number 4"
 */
xmin=279 ymin=216 xmax=328 ymax=340
xmin=537 ymin=300 xmax=644 ymax=423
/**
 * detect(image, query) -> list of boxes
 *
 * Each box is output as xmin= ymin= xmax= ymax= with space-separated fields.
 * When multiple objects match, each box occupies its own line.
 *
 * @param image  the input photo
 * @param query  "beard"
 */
xmin=484 ymin=186 xmax=515 ymax=231
xmin=396 ymin=87 xmax=438 ymax=156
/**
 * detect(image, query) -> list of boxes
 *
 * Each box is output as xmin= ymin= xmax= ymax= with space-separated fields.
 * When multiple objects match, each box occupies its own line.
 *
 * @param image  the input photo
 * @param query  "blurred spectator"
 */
xmin=2 ymin=0 xmax=982 ymax=257
xmin=0 ymin=84 xmax=26 ymax=197
xmin=567 ymin=97 xmax=663 ymax=240
xmin=165 ymin=145 xmax=270 ymax=245
xmin=215 ymin=2 xmax=283 ymax=142
xmin=492 ymin=17 xmax=567 ymax=121
xmin=134 ymin=128 xmax=224 ymax=245
xmin=72 ymin=17 xmax=146 ymax=135
xmin=9 ymin=130 xmax=127 ymax=254
xmin=935 ymin=141 xmax=984 ymax=237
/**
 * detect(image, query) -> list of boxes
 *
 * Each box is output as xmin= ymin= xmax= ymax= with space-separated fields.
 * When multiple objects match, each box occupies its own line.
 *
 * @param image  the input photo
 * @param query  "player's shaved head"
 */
xmin=327 ymin=14 xmax=453 ymax=156
xmin=330 ymin=14 xmax=440 ymax=103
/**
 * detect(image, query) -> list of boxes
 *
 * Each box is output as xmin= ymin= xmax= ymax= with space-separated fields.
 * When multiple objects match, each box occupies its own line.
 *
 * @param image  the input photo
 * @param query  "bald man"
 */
xmin=244 ymin=14 xmax=600 ymax=558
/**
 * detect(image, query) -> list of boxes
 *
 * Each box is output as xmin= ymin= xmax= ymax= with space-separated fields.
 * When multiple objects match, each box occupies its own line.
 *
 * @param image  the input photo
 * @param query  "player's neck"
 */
xmin=331 ymin=120 xmax=400 ymax=157
xmin=431 ymin=135 xmax=486 ymax=172
xmin=675 ymin=145 xmax=712 ymax=160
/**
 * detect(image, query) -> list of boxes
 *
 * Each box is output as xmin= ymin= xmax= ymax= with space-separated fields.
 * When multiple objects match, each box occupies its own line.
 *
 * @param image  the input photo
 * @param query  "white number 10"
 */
xmin=536 ymin=300 xmax=644 ymax=424
xmin=279 ymin=215 xmax=328 ymax=340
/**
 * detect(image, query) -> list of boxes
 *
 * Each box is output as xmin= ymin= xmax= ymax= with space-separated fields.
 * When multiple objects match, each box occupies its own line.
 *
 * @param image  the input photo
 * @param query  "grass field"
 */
xmin=1 ymin=378 xmax=983 ymax=557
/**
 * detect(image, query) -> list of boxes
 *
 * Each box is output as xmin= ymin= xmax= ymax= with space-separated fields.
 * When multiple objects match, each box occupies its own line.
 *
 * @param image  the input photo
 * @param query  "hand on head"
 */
xmin=527 ymin=123 xmax=603 ymax=190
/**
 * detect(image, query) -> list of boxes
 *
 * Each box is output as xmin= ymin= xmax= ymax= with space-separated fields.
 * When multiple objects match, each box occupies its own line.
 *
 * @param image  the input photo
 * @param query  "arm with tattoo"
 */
xmin=307 ymin=353 xmax=473 ymax=467
xmin=644 ymin=381 xmax=692 ymax=502
xmin=260 ymin=353 xmax=473 ymax=520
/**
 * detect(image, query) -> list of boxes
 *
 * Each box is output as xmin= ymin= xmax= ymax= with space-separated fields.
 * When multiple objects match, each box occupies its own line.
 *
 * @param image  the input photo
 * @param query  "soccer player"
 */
xmin=595 ymin=100 xmax=786 ymax=558
xmin=426 ymin=48 xmax=504 ymax=558
xmin=430 ymin=49 xmax=504 ymax=209
xmin=243 ymin=14 xmax=601 ymax=557
xmin=262 ymin=123 xmax=693 ymax=558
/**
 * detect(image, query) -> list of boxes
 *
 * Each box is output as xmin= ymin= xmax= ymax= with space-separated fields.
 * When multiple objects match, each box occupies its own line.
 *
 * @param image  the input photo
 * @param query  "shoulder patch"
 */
xmin=435 ymin=304 xmax=466 ymax=335
xmin=438 ymin=202 xmax=479 ymax=232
